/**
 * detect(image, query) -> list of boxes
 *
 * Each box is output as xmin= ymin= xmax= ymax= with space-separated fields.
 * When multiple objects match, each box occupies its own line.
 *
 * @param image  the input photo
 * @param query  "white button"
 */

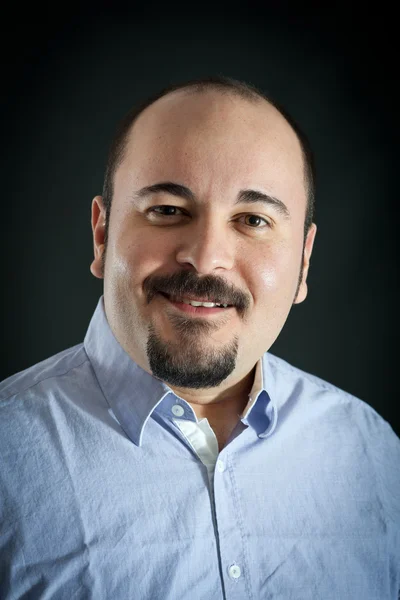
xmin=172 ymin=404 xmax=185 ymax=417
xmin=228 ymin=564 xmax=241 ymax=579
xmin=216 ymin=459 xmax=225 ymax=472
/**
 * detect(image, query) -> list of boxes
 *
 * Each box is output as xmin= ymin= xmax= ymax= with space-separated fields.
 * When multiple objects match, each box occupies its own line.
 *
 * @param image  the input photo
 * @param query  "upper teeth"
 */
xmin=180 ymin=298 xmax=228 ymax=308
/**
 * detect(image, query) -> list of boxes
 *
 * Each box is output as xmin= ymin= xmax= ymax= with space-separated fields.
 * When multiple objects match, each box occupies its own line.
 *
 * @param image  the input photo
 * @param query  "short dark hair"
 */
xmin=101 ymin=75 xmax=316 ymax=254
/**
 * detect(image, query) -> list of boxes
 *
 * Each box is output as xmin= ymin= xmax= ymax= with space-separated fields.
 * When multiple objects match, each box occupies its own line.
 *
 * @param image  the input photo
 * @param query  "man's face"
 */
xmin=91 ymin=90 xmax=316 ymax=391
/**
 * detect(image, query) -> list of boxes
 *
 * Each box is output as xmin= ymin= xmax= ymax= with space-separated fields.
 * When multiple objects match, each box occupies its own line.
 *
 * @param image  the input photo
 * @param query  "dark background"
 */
xmin=1 ymin=5 xmax=398 ymax=434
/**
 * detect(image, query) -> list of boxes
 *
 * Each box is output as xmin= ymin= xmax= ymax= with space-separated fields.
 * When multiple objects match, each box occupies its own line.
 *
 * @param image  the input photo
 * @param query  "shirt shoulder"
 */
xmin=266 ymin=351 xmax=385 ymax=417
xmin=267 ymin=351 xmax=360 ymax=397
xmin=0 ymin=343 xmax=90 ymax=405
xmin=266 ymin=352 xmax=400 ymax=524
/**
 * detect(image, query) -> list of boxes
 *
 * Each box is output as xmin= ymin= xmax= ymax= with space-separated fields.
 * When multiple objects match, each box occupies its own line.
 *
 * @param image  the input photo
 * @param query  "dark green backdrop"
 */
xmin=2 ymin=6 xmax=398 ymax=434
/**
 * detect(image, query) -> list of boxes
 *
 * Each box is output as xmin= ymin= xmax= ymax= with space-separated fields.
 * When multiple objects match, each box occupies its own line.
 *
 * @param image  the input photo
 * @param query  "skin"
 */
xmin=90 ymin=89 xmax=317 ymax=449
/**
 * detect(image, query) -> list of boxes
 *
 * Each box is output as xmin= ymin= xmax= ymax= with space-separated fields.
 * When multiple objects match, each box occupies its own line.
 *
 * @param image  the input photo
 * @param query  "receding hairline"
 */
xmin=122 ymin=85 xmax=282 ymax=152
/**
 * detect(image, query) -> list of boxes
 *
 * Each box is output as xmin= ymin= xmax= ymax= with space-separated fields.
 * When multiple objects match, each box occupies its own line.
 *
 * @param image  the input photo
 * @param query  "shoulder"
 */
xmin=265 ymin=351 xmax=389 ymax=422
xmin=0 ymin=343 xmax=90 ymax=407
xmin=0 ymin=344 xmax=102 ymax=485
xmin=266 ymin=351 xmax=358 ymax=397
xmin=264 ymin=351 xmax=400 ymax=458
xmin=266 ymin=352 xmax=400 ymax=523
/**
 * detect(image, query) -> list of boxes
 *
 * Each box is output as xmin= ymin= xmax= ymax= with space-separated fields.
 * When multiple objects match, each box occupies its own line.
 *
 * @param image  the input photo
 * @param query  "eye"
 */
xmin=239 ymin=214 xmax=271 ymax=228
xmin=147 ymin=205 xmax=186 ymax=217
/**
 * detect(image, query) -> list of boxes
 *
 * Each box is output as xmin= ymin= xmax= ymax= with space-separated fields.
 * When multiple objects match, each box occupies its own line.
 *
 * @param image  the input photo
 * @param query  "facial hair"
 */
xmin=147 ymin=318 xmax=239 ymax=388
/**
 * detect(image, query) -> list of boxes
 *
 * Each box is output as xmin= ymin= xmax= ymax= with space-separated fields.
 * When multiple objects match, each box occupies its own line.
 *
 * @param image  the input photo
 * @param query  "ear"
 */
xmin=293 ymin=223 xmax=317 ymax=304
xmin=90 ymin=195 xmax=106 ymax=280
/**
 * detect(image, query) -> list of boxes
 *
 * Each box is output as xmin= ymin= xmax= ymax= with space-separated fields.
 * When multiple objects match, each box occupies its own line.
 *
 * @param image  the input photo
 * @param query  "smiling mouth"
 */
xmin=159 ymin=292 xmax=234 ymax=314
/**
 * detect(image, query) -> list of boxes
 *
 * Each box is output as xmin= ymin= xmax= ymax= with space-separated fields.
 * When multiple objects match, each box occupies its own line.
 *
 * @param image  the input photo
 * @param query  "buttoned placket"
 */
xmin=169 ymin=401 xmax=251 ymax=599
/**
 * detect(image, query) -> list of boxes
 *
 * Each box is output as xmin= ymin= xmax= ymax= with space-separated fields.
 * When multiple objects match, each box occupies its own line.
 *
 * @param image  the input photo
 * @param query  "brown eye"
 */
xmin=242 ymin=214 xmax=269 ymax=228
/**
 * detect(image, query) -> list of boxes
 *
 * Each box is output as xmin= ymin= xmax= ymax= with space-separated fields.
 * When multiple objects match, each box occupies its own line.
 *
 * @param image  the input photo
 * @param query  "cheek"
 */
xmin=111 ymin=227 xmax=172 ymax=285
xmin=248 ymin=243 xmax=300 ymax=302
xmin=256 ymin=262 xmax=279 ymax=291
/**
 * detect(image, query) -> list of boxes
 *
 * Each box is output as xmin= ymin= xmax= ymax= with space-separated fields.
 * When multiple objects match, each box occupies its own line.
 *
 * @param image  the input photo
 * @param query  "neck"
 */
xmin=170 ymin=364 xmax=257 ymax=421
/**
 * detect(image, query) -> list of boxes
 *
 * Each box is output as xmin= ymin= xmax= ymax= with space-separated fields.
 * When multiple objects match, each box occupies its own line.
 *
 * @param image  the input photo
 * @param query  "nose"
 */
xmin=174 ymin=216 xmax=235 ymax=274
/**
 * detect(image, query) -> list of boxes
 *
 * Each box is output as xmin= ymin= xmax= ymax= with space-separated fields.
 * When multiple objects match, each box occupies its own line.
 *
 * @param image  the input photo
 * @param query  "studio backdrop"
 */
xmin=2 ymin=7 xmax=397 ymax=434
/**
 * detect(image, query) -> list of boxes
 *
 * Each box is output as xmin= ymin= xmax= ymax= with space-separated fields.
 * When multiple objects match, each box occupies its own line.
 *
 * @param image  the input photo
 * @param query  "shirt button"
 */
xmin=172 ymin=404 xmax=185 ymax=417
xmin=216 ymin=459 xmax=225 ymax=472
xmin=228 ymin=564 xmax=241 ymax=579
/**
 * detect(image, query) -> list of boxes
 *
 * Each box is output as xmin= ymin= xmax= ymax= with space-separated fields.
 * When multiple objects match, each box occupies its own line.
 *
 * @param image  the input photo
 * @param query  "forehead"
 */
xmin=116 ymin=89 xmax=307 ymax=216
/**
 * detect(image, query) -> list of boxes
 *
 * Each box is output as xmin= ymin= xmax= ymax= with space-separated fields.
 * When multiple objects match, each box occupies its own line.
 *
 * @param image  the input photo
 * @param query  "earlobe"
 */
xmin=294 ymin=281 xmax=307 ymax=305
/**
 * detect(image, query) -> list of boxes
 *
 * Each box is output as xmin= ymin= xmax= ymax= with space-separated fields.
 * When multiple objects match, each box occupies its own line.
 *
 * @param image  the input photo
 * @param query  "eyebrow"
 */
xmin=133 ymin=181 xmax=291 ymax=219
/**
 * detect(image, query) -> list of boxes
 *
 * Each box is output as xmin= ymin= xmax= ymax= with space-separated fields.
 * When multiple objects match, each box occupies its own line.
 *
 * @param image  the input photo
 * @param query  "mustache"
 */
xmin=143 ymin=270 xmax=250 ymax=318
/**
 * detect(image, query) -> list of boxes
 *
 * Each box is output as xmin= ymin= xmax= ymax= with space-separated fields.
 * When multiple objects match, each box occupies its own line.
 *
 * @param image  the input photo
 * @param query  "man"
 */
xmin=1 ymin=76 xmax=399 ymax=599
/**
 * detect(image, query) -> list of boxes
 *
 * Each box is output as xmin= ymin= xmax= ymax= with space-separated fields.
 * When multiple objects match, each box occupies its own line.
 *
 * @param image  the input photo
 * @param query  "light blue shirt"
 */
xmin=1 ymin=296 xmax=399 ymax=599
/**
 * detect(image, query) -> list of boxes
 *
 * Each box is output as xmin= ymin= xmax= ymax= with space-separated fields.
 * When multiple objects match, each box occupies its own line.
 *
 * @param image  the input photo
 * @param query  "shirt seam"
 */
xmin=267 ymin=354 xmax=364 ymax=402
xmin=268 ymin=355 xmax=391 ymax=434
xmin=0 ymin=357 xmax=89 ymax=404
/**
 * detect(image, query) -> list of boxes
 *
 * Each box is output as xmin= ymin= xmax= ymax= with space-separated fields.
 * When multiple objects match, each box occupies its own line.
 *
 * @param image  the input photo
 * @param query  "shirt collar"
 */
xmin=84 ymin=296 xmax=278 ymax=447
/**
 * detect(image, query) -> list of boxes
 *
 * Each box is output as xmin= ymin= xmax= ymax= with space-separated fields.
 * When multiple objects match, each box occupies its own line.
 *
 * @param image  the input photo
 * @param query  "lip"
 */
xmin=159 ymin=293 xmax=233 ymax=316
